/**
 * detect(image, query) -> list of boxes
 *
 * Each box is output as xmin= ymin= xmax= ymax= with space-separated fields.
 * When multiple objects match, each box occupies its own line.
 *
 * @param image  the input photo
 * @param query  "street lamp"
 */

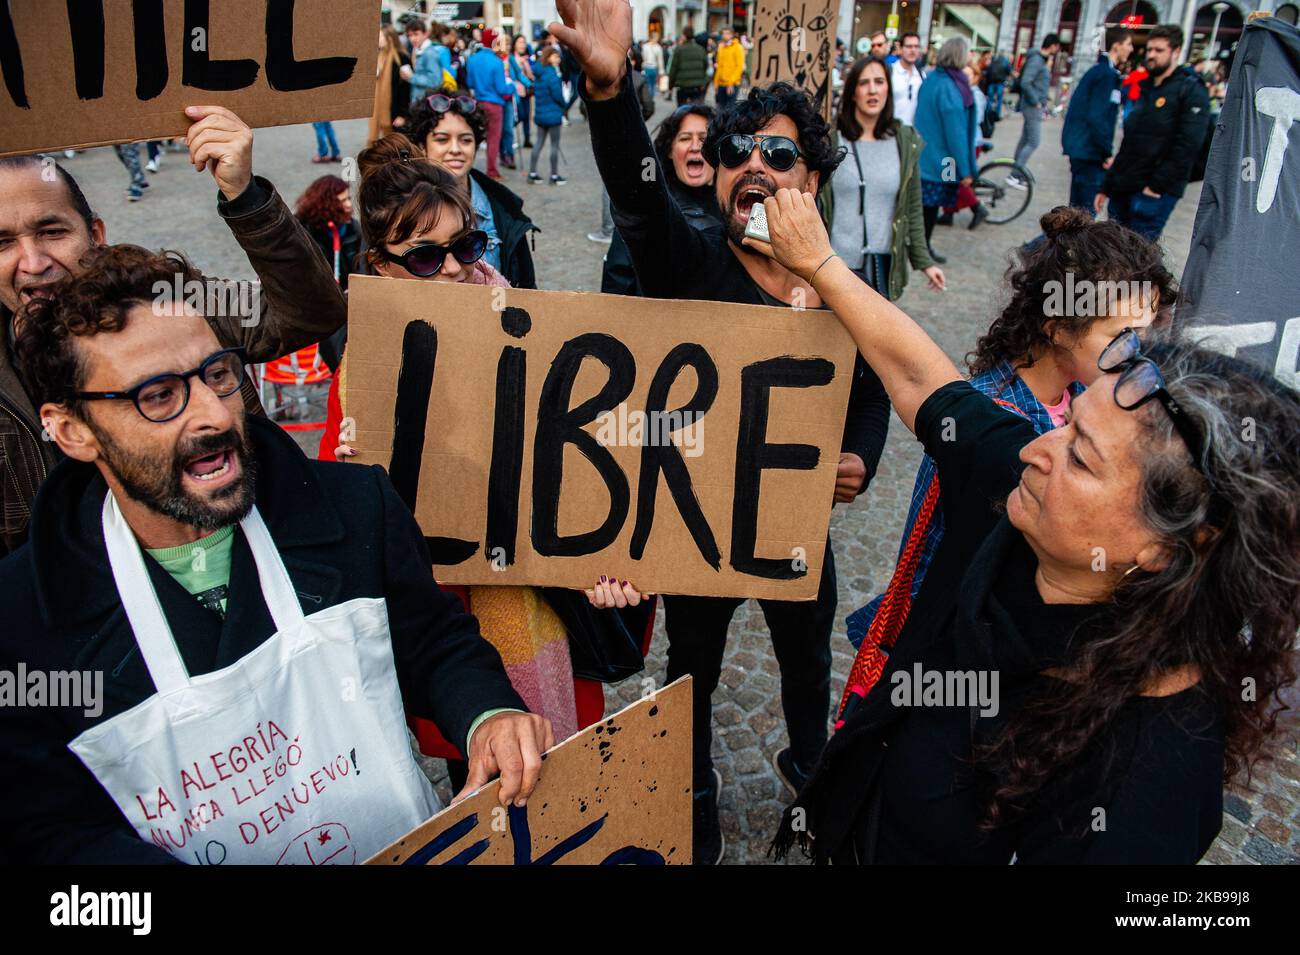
xmin=1209 ymin=2 xmax=1229 ymax=59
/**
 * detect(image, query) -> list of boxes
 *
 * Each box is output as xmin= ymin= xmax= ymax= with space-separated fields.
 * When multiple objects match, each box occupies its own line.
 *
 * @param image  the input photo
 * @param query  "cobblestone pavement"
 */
xmin=68 ymin=98 xmax=1297 ymax=865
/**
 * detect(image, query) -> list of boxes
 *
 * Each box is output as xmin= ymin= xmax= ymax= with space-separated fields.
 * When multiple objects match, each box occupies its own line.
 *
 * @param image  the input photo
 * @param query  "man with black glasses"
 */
xmin=0 ymin=245 xmax=552 ymax=864
xmin=552 ymin=0 xmax=891 ymax=864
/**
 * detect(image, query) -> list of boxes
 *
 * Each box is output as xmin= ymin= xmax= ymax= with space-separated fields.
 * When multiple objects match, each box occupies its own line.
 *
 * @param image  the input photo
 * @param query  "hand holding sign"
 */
xmin=184 ymin=106 xmax=254 ymax=201
xmin=549 ymin=0 xmax=632 ymax=99
xmin=456 ymin=711 xmax=554 ymax=808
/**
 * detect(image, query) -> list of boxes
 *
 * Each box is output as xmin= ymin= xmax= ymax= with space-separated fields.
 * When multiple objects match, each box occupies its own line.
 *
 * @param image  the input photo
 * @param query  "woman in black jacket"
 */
xmin=407 ymin=91 xmax=539 ymax=288
xmin=601 ymin=103 xmax=720 ymax=295
xmin=751 ymin=196 xmax=1300 ymax=864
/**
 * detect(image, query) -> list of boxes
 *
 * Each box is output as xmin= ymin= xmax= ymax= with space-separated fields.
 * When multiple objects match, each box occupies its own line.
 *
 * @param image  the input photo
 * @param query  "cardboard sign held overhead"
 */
xmin=0 ymin=0 xmax=378 ymax=158
xmin=369 ymin=677 xmax=693 ymax=865
xmin=344 ymin=276 xmax=856 ymax=600
xmin=750 ymin=0 xmax=843 ymax=121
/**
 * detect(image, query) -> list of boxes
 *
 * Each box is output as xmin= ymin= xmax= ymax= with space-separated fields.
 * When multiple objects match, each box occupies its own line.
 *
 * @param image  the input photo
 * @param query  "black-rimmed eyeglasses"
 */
xmin=1097 ymin=328 xmax=1207 ymax=472
xmin=74 ymin=347 xmax=247 ymax=423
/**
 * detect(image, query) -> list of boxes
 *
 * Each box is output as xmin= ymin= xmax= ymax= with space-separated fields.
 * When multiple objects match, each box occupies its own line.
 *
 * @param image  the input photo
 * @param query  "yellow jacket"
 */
xmin=714 ymin=40 xmax=745 ymax=88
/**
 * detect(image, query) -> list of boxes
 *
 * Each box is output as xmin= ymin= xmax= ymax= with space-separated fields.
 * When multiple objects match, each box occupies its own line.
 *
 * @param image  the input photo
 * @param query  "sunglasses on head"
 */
xmin=379 ymin=229 xmax=488 ymax=277
xmin=716 ymin=133 xmax=804 ymax=172
xmin=425 ymin=93 xmax=478 ymax=114
xmin=1097 ymin=328 xmax=1207 ymax=473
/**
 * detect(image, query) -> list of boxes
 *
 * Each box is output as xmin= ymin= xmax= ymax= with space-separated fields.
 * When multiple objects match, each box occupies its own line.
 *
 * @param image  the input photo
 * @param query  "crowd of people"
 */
xmin=0 ymin=2 xmax=1296 ymax=868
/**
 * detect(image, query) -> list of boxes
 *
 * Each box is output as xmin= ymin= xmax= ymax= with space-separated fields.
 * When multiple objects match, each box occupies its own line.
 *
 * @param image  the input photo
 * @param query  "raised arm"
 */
xmin=745 ymin=189 xmax=960 ymax=433
xmin=551 ymin=0 xmax=710 ymax=297
xmin=184 ymin=106 xmax=347 ymax=362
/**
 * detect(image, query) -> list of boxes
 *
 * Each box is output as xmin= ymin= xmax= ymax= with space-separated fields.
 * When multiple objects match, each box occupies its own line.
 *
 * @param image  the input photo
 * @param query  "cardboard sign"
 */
xmin=368 ymin=677 xmax=693 ymax=865
xmin=344 ymin=276 xmax=857 ymax=600
xmin=750 ymin=0 xmax=842 ymax=121
xmin=0 ymin=0 xmax=378 ymax=158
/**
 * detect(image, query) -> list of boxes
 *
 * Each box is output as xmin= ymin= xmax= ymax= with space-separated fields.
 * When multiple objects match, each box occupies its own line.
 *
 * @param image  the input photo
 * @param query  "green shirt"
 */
xmin=144 ymin=526 xmax=519 ymax=752
xmin=145 ymin=525 xmax=236 ymax=616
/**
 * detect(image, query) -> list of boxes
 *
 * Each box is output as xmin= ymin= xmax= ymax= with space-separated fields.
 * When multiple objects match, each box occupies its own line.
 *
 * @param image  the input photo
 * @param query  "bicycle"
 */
xmin=971 ymin=156 xmax=1035 ymax=225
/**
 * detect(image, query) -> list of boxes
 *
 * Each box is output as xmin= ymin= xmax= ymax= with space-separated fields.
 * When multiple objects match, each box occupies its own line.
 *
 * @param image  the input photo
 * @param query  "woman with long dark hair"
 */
xmin=751 ymin=190 xmax=1300 ymax=864
xmin=824 ymin=55 xmax=944 ymax=300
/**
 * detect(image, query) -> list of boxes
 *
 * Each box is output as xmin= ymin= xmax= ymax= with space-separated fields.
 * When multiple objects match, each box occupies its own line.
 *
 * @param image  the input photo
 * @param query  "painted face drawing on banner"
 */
xmin=753 ymin=1 xmax=834 ymax=114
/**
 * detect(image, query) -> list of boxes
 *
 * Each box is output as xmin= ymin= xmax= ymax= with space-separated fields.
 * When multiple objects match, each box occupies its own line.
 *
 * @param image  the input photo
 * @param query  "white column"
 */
xmin=997 ymin=0 xmax=1020 ymax=54
xmin=918 ymin=0 xmax=936 ymax=48
xmin=838 ymin=0 xmax=856 ymax=45
xmin=1072 ymin=0 xmax=1106 ymax=79
xmin=1035 ymin=0 xmax=1061 ymax=41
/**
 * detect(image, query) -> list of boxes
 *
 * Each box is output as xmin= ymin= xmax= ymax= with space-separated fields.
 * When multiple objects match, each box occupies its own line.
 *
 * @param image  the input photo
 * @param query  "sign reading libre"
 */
xmin=0 ymin=0 xmax=377 ymax=157
xmin=369 ymin=677 xmax=692 ymax=865
xmin=344 ymin=277 xmax=856 ymax=600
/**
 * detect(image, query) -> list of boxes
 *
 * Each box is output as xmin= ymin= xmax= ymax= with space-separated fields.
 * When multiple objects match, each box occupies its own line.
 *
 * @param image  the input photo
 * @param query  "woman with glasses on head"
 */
xmin=749 ymin=188 xmax=1300 ymax=864
xmin=407 ymin=88 xmax=538 ymax=288
xmin=601 ymin=103 xmax=720 ymax=295
xmin=823 ymin=56 xmax=944 ymax=302
xmin=319 ymin=133 xmax=650 ymax=794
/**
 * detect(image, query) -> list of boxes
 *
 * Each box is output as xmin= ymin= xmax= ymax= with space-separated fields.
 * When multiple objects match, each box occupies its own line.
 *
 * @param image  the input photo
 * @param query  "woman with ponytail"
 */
xmin=749 ymin=191 xmax=1300 ymax=864
xmin=320 ymin=133 xmax=650 ymax=795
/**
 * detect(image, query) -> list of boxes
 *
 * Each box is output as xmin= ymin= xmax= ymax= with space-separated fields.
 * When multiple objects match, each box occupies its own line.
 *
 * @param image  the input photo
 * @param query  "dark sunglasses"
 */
xmin=75 ymin=347 xmax=247 ymax=423
xmin=1097 ymin=328 xmax=1207 ymax=472
xmin=379 ymin=229 xmax=488 ymax=277
xmin=716 ymin=133 xmax=804 ymax=172
xmin=425 ymin=93 xmax=478 ymax=114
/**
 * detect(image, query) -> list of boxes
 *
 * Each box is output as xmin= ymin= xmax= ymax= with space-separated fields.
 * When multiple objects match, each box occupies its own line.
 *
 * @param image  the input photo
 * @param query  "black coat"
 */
xmin=1102 ymin=64 xmax=1211 ymax=199
xmin=601 ymin=181 xmax=720 ymax=295
xmin=0 ymin=415 xmax=525 ymax=864
xmin=469 ymin=168 xmax=539 ymax=289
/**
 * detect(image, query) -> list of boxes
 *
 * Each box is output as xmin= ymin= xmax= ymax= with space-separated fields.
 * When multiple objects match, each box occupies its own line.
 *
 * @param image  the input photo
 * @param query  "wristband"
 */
xmin=809 ymin=252 xmax=838 ymax=284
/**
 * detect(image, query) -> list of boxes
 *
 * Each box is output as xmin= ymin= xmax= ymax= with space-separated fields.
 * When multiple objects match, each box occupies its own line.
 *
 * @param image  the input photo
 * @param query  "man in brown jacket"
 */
xmin=0 ymin=106 xmax=347 ymax=557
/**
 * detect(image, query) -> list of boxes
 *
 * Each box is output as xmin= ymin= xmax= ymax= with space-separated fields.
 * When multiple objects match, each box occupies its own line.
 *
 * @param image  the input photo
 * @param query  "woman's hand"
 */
xmin=923 ymin=265 xmax=946 ymax=291
xmin=334 ymin=444 xmax=357 ymax=461
xmin=741 ymin=188 xmax=835 ymax=283
xmin=584 ymin=575 xmax=651 ymax=609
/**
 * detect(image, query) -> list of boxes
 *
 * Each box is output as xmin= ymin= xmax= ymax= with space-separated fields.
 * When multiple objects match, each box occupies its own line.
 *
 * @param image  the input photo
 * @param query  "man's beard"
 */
xmin=93 ymin=422 xmax=258 ymax=532
xmin=722 ymin=171 xmax=778 ymax=248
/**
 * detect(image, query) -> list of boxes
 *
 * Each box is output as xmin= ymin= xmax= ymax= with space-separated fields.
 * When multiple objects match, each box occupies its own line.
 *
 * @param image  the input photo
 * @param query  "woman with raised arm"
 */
xmin=749 ymin=188 xmax=1300 ymax=864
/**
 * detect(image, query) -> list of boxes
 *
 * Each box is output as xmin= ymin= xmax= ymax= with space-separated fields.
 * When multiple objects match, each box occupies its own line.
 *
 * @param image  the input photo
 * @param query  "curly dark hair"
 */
xmin=407 ymin=92 xmax=488 ymax=149
xmin=977 ymin=334 xmax=1300 ymax=838
xmin=652 ymin=103 xmax=715 ymax=187
xmin=294 ymin=174 xmax=351 ymax=228
xmin=15 ymin=244 xmax=203 ymax=415
xmin=967 ymin=207 xmax=1179 ymax=375
xmin=702 ymin=81 xmax=843 ymax=194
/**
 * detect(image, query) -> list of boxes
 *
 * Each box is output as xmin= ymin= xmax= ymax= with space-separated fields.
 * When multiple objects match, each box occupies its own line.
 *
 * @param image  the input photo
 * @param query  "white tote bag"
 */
xmin=69 ymin=492 xmax=439 ymax=865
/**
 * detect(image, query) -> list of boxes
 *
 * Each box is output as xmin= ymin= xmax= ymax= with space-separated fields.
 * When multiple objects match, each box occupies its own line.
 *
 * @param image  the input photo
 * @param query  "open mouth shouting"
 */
xmin=683 ymin=156 xmax=708 ymax=180
xmin=181 ymin=444 xmax=241 ymax=492
xmin=730 ymin=175 xmax=776 ymax=223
